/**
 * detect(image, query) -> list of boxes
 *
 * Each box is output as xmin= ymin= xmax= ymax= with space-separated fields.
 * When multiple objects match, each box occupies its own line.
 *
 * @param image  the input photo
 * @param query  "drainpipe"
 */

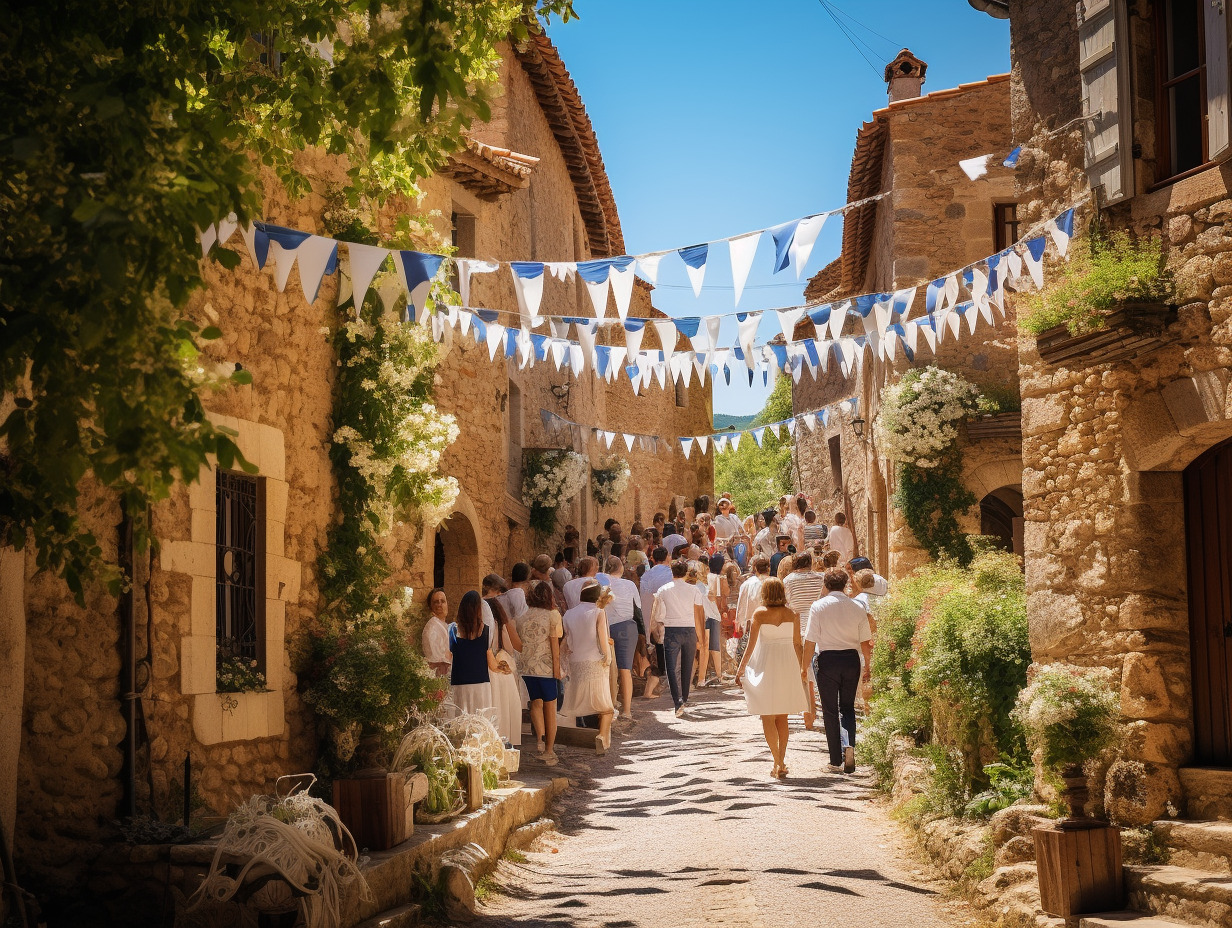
xmin=117 ymin=511 xmax=136 ymax=819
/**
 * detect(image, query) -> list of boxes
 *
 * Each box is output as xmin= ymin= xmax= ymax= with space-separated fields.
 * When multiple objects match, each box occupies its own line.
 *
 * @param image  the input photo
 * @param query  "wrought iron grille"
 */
xmin=216 ymin=471 xmax=261 ymax=663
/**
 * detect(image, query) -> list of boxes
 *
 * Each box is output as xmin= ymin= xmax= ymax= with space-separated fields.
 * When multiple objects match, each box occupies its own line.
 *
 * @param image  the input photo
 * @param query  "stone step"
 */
xmin=1125 ymin=864 xmax=1232 ymax=928
xmin=1153 ymin=820 xmax=1232 ymax=874
xmin=354 ymin=903 xmax=420 ymax=928
xmin=1178 ymin=768 xmax=1232 ymax=821
xmin=1080 ymin=914 xmax=1203 ymax=928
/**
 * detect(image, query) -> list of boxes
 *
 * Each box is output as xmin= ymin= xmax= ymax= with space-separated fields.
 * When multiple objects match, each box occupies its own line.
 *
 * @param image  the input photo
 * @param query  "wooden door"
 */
xmin=1184 ymin=438 xmax=1232 ymax=765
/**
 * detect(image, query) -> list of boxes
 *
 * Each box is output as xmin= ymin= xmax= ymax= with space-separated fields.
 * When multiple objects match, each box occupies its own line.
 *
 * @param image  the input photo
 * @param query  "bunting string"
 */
xmin=539 ymin=393 xmax=860 ymax=460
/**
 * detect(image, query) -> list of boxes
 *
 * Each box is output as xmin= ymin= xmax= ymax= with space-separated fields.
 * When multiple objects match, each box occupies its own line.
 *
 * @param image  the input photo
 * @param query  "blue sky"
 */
xmin=546 ymin=1 xmax=1010 ymax=418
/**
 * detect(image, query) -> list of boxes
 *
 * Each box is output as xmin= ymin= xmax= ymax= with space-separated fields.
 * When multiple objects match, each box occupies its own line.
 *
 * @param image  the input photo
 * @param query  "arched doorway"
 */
xmin=1184 ymin=438 xmax=1232 ymax=766
xmin=433 ymin=511 xmax=479 ymax=614
xmin=979 ymin=485 xmax=1024 ymax=555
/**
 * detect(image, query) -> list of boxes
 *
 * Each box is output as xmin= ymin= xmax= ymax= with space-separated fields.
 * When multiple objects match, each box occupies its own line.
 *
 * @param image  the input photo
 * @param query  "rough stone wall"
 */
xmin=1009 ymin=0 xmax=1232 ymax=821
xmin=793 ymin=76 xmax=1020 ymax=577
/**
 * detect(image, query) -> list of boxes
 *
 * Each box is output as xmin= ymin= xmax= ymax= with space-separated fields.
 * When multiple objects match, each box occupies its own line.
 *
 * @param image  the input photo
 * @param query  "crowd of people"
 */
xmin=419 ymin=492 xmax=888 ymax=776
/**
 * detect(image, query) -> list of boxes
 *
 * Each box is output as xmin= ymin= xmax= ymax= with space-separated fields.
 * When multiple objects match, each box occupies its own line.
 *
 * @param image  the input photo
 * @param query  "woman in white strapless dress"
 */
xmin=735 ymin=577 xmax=807 ymax=778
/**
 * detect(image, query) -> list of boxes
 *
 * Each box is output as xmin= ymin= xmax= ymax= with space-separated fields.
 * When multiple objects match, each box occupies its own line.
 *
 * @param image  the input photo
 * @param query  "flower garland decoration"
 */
xmin=877 ymin=366 xmax=983 ymax=563
xmin=590 ymin=455 xmax=631 ymax=506
xmin=521 ymin=449 xmax=588 ymax=535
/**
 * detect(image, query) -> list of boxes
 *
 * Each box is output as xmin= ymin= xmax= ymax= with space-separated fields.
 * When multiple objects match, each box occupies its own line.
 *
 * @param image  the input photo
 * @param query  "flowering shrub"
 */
xmin=522 ymin=449 xmax=588 ymax=535
xmin=878 ymin=366 xmax=983 ymax=563
xmin=862 ymin=549 xmax=1030 ymax=812
xmin=877 ymin=366 xmax=981 ymax=469
xmin=1012 ymin=663 xmax=1120 ymax=772
xmin=1021 ymin=233 xmax=1172 ymax=335
xmin=296 ymin=589 xmax=438 ymax=771
xmin=590 ymin=455 xmax=631 ymax=505
xmin=216 ymin=654 xmax=269 ymax=693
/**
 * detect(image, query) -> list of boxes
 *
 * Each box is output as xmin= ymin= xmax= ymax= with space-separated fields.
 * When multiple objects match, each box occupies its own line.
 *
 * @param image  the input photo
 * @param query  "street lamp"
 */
xmin=851 ymin=415 xmax=866 ymax=440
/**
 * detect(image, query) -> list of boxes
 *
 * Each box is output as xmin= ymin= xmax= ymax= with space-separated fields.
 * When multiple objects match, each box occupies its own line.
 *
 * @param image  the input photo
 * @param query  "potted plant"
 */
xmin=1020 ymin=233 xmax=1175 ymax=366
xmin=1013 ymin=663 xmax=1122 ymax=917
xmin=521 ymin=449 xmax=588 ymax=536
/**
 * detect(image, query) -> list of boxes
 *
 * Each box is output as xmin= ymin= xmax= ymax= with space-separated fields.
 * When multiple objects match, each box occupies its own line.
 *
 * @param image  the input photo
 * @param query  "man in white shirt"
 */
xmin=803 ymin=569 xmax=873 ymax=773
xmin=639 ymin=546 xmax=673 ymax=620
xmin=651 ymin=559 xmax=706 ymax=716
xmin=826 ymin=511 xmax=855 ymax=565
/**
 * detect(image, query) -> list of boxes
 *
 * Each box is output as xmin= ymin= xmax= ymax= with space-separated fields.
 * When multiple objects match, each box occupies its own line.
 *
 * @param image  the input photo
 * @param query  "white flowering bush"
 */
xmin=591 ymin=455 xmax=631 ymax=505
xmin=522 ymin=449 xmax=588 ymax=534
xmin=1012 ymin=663 xmax=1120 ymax=773
xmin=877 ymin=365 xmax=981 ymax=469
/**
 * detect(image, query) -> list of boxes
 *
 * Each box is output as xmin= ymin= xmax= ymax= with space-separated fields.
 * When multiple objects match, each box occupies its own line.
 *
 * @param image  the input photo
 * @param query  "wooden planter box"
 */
xmin=965 ymin=411 xmax=1021 ymax=441
xmin=1033 ymin=822 xmax=1123 ymax=918
xmin=333 ymin=772 xmax=409 ymax=852
xmin=1034 ymin=302 xmax=1177 ymax=367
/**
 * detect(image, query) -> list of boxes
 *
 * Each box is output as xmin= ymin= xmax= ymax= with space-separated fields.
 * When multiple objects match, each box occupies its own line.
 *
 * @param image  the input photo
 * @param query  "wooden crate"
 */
xmin=1033 ymin=822 xmax=1122 ymax=917
xmin=333 ymin=772 xmax=408 ymax=852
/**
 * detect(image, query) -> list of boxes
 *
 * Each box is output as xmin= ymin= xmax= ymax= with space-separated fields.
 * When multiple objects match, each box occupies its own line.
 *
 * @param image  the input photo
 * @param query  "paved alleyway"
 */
xmin=478 ymin=686 xmax=971 ymax=928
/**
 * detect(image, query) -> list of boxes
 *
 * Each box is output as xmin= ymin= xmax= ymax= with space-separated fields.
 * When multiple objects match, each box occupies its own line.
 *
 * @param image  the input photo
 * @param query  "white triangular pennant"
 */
xmin=637 ymin=254 xmax=663 ymax=286
xmin=348 ymin=243 xmax=390 ymax=312
xmin=737 ymin=313 xmax=761 ymax=368
xmin=268 ymin=241 xmax=298 ymax=293
xmin=829 ymin=301 xmax=849 ymax=341
xmin=610 ymin=262 xmax=636 ymax=320
xmin=584 ymin=276 xmax=610 ymax=320
xmin=623 ymin=433 xmax=636 ymax=451
xmin=296 ymin=236 xmax=338 ymax=303
xmin=198 ymin=224 xmax=217 ymax=257
xmin=777 ymin=307 xmax=807 ymax=342
xmin=486 ymin=323 xmax=506 ymax=362
xmin=653 ymin=319 xmax=678 ymax=358
xmin=728 ymin=232 xmax=760 ymax=307
xmin=510 ymin=266 xmax=544 ymax=321
xmin=624 ymin=324 xmax=644 ymax=360
xmin=789 ymin=214 xmax=826 ymax=278
xmin=216 ymin=214 xmax=238 ymax=248
xmin=684 ymin=259 xmax=707 ymax=297
xmin=569 ymin=344 xmax=585 ymax=377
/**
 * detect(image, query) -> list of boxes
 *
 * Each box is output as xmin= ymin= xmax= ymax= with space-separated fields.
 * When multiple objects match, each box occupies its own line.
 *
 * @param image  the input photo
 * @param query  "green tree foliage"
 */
xmin=0 ymin=0 xmax=574 ymax=597
xmin=861 ymin=548 xmax=1031 ymax=811
xmin=713 ymin=374 xmax=794 ymax=518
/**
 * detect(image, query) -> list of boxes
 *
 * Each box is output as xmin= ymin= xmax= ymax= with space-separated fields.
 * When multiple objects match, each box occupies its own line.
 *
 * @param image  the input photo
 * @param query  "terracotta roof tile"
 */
xmin=442 ymin=137 xmax=539 ymax=200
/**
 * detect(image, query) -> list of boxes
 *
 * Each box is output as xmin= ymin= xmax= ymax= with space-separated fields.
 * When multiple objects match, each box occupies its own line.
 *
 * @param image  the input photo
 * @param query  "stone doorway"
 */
xmin=433 ymin=511 xmax=480 ymax=616
xmin=979 ymin=485 xmax=1024 ymax=556
xmin=1183 ymin=437 xmax=1232 ymax=766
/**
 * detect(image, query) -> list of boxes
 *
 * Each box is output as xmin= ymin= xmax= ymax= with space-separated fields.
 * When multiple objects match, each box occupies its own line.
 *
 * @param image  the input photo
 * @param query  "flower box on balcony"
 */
xmin=1034 ymin=302 xmax=1177 ymax=367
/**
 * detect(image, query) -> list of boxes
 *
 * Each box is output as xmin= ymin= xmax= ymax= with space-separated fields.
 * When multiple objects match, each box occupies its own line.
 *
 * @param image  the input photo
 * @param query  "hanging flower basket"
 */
xmin=591 ymin=456 xmax=631 ymax=505
xmin=521 ymin=449 xmax=588 ymax=536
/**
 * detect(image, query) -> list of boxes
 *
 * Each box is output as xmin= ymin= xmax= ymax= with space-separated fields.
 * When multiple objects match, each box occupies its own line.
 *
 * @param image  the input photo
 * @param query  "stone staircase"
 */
xmin=1076 ymin=818 xmax=1232 ymax=928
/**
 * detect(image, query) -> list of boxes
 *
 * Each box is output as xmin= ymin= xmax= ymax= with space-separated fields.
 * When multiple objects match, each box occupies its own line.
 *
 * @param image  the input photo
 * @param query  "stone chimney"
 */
xmin=884 ymin=49 xmax=927 ymax=103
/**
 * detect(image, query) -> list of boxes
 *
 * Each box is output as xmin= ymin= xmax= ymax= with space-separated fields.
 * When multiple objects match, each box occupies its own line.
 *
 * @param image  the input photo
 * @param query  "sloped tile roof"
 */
xmin=442 ymin=137 xmax=540 ymax=200
xmin=514 ymin=32 xmax=624 ymax=257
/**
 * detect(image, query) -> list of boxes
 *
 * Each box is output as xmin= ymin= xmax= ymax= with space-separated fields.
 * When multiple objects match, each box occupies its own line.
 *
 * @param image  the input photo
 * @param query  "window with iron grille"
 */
xmin=216 ymin=471 xmax=265 ymax=667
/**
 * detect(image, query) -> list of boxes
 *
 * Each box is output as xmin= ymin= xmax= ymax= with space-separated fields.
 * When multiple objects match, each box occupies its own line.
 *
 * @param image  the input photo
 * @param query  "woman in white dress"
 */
xmin=560 ymin=580 xmax=615 ymax=754
xmin=735 ymin=577 xmax=807 ymax=778
xmin=421 ymin=588 xmax=452 ymax=678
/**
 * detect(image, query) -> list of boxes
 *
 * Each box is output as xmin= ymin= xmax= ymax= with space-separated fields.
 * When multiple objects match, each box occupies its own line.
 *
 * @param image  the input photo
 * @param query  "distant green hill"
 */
xmin=713 ymin=412 xmax=757 ymax=431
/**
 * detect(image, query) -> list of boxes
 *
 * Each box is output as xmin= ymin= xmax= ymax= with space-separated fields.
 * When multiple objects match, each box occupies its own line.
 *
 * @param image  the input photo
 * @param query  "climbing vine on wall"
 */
xmin=877 ymin=366 xmax=982 ymax=564
xmin=299 ymin=209 xmax=460 ymax=775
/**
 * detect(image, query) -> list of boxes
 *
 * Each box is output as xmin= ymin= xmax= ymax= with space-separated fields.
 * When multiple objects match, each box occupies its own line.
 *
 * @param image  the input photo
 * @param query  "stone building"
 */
xmin=972 ymin=0 xmax=1232 ymax=826
xmin=792 ymin=50 xmax=1021 ymax=577
xmin=0 ymin=32 xmax=711 ymax=911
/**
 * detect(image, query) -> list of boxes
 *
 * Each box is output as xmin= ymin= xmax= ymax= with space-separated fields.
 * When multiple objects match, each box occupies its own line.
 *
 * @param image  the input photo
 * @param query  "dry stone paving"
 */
xmin=479 ymin=688 xmax=973 ymax=927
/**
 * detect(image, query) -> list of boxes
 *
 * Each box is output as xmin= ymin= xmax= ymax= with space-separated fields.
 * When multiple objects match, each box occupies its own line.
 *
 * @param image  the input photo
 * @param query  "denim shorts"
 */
xmin=523 ymin=675 xmax=559 ymax=703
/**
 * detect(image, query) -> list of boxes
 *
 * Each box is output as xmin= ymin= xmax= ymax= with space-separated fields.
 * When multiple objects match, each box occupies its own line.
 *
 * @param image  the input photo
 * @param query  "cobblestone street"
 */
xmin=479 ymin=687 xmax=972 ymax=928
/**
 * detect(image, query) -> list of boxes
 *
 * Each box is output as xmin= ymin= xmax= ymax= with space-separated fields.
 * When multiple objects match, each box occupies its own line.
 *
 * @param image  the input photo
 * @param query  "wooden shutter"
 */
xmin=1207 ymin=0 xmax=1231 ymax=159
xmin=1078 ymin=0 xmax=1134 ymax=202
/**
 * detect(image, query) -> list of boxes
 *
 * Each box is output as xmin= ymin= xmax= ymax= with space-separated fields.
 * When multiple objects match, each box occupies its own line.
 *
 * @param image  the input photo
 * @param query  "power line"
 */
xmin=824 ymin=0 xmax=905 ymax=56
xmin=817 ymin=0 xmax=882 ymax=78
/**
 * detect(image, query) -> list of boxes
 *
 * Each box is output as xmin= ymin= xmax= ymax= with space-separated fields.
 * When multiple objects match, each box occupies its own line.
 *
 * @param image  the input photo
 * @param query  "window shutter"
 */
xmin=1207 ymin=0 xmax=1230 ymax=159
xmin=1078 ymin=0 xmax=1133 ymax=202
